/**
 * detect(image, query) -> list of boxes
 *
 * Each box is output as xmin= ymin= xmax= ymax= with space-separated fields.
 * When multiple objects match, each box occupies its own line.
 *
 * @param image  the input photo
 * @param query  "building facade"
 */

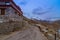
xmin=0 ymin=0 xmax=23 ymax=34
xmin=0 ymin=0 xmax=23 ymax=15
xmin=0 ymin=0 xmax=23 ymax=22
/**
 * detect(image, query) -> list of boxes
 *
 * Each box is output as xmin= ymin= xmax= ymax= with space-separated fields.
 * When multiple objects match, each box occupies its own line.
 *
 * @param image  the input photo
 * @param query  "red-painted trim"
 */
xmin=0 ymin=5 xmax=23 ymax=16
xmin=10 ymin=1 xmax=23 ymax=16
xmin=11 ymin=5 xmax=22 ymax=16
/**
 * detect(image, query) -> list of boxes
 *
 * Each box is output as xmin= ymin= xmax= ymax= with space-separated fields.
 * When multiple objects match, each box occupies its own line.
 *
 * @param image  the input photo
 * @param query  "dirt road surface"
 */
xmin=0 ymin=26 xmax=48 ymax=40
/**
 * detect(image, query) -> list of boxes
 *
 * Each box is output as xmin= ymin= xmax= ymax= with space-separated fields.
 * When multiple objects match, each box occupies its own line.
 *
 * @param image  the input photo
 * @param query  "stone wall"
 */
xmin=0 ymin=7 xmax=23 ymax=34
xmin=0 ymin=19 xmax=23 ymax=34
xmin=0 ymin=16 xmax=23 ymax=34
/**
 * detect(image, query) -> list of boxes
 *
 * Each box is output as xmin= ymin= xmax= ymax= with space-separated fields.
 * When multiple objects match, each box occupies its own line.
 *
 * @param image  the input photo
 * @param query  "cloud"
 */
xmin=14 ymin=0 xmax=60 ymax=20
xmin=32 ymin=6 xmax=54 ymax=15
xmin=14 ymin=0 xmax=28 ymax=6
xmin=19 ymin=0 xmax=27 ymax=5
xmin=46 ymin=17 xmax=60 ymax=21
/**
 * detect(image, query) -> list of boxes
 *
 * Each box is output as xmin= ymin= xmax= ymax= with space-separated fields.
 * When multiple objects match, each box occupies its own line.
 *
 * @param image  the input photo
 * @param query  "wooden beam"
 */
xmin=10 ymin=1 xmax=23 ymax=16
xmin=0 ymin=5 xmax=11 ymax=8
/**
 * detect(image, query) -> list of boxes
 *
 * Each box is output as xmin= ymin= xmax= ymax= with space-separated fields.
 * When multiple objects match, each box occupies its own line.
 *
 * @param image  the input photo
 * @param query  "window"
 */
xmin=5 ymin=2 xmax=10 ymax=5
xmin=0 ymin=2 xmax=10 ymax=5
xmin=0 ymin=8 xmax=5 ymax=15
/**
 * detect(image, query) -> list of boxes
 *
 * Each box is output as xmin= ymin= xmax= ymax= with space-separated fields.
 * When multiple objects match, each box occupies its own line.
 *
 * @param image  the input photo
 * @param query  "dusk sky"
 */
xmin=14 ymin=0 xmax=60 ymax=20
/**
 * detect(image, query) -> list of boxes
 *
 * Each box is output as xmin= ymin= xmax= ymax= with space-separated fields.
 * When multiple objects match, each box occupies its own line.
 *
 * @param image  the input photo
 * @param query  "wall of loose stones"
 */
xmin=0 ymin=7 xmax=23 ymax=34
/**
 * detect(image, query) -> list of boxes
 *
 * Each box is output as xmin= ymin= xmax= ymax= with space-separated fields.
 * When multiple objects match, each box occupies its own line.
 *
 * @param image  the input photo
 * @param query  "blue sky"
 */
xmin=14 ymin=0 xmax=60 ymax=20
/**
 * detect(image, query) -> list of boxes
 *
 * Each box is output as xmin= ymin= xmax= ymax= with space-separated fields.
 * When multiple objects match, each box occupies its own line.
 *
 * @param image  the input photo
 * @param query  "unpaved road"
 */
xmin=0 ymin=26 xmax=48 ymax=40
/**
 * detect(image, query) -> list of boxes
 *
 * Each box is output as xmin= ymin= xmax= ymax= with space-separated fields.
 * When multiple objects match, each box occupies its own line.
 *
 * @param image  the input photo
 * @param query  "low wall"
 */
xmin=0 ymin=15 xmax=23 ymax=34
xmin=0 ymin=21 xmax=23 ymax=34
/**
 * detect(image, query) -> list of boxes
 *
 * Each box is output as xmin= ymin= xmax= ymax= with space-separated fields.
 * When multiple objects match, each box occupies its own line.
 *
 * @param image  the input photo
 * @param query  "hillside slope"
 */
xmin=0 ymin=15 xmax=48 ymax=40
xmin=0 ymin=26 xmax=48 ymax=40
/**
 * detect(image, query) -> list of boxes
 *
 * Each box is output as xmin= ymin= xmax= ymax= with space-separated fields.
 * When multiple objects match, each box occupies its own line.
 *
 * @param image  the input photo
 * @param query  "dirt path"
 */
xmin=0 ymin=26 xmax=48 ymax=40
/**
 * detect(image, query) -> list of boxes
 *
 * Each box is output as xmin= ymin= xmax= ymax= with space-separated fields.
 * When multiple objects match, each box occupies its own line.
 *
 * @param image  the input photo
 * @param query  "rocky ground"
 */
xmin=0 ymin=15 xmax=48 ymax=40
xmin=1 ymin=15 xmax=59 ymax=40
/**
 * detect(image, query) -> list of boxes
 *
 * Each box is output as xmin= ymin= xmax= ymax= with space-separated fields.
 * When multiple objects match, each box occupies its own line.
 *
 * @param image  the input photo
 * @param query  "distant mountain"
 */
xmin=51 ymin=20 xmax=60 ymax=30
xmin=29 ymin=18 xmax=60 ymax=30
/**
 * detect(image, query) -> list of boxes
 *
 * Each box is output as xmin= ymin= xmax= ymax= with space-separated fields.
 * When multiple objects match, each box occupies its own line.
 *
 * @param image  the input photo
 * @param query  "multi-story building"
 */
xmin=0 ymin=0 xmax=23 ymax=15
xmin=0 ymin=0 xmax=23 ymax=22
xmin=0 ymin=0 xmax=23 ymax=34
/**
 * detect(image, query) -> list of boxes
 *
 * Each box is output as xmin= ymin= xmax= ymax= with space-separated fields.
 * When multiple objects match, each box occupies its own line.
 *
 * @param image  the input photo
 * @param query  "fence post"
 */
xmin=55 ymin=33 xmax=56 ymax=40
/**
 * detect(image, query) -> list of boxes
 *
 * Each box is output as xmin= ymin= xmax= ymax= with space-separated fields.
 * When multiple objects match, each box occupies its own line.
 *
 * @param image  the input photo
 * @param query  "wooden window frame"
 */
xmin=0 ymin=8 xmax=5 ymax=15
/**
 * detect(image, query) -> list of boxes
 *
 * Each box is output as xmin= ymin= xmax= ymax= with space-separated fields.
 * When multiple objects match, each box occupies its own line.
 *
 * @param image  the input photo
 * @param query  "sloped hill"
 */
xmin=0 ymin=15 xmax=48 ymax=40
xmin=51 ymin=20 xmax=60 ymax=30
xmin=28 ymin=19 xmax=60 ymax=40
